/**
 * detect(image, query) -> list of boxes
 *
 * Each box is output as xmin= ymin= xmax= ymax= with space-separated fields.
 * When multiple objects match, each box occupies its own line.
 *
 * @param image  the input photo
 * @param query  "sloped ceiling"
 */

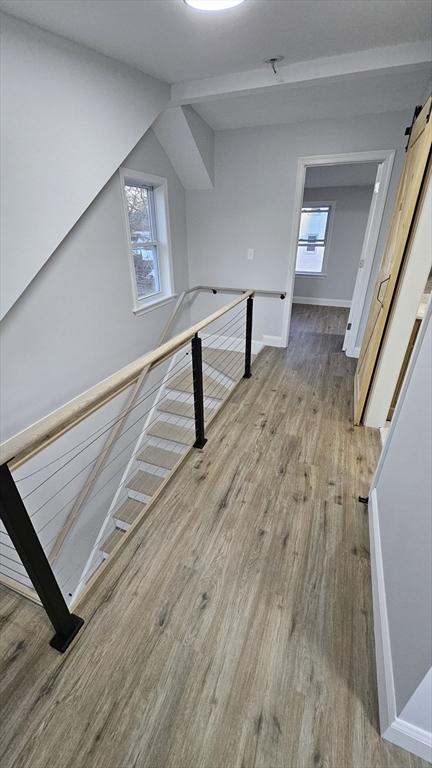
xmin=0 ymin=13 xmax=169 ymax=319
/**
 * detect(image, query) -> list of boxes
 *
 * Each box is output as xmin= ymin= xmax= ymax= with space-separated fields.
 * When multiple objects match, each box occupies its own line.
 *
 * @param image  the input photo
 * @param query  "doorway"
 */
xmin=282 ymin=150 xmax=395 ymax=351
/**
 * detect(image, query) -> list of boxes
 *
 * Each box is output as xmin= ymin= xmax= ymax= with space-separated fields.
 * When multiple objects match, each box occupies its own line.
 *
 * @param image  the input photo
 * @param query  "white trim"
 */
xmin=343 ymin=154 xmax=395 ymax=355
xmin=119 ymin=167 xmax=175 ymax=313
xmin=132 ymin=293 xmax=178 ymax=317
xmin=292 ymin=296 xmax=351 ymax=308
xmin=295 ymin=273 xmax=328 ymax=279
xmin=262 ymin=334 xmax=284 ymax=348
xmin=369 ymin=488 xmax=432 ymax=763
xmin=368 ymin=488 xmax=397 ymax=733
xmin=384 ymin=718 xmax=432 ymax=763
xmin=346 ymin=345 xmax=361 ymax=358
xmin=367 ymin=304 xmax=432 ymax=762
xmin=282 ymin=150 xmax=395 ymax=349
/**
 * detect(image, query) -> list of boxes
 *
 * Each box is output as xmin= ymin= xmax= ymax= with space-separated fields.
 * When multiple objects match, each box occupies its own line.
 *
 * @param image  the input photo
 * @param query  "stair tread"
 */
xmin=114 ymin=498 xmax=146 ymax=525
xmin=138 ymin=444 xmax=183 ymax=470
xmin=166 ymin=372 xmax=230 ymax=399
xmin=147 ymin=420 xmax=195 ymax=445
xmin=127 ymin=470 xmax=165 ymax=497
xmin=202 ymin=347 xmax=244 ymax=375
xmin=157 ymin=398 xmax=213 ymax=420
xmin=100 ymin=527 xmax=125 ymax=555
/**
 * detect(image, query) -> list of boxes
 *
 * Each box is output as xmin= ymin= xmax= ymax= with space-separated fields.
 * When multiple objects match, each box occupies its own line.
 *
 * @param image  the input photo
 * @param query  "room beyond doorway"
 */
xmin=282 ymin=150 xmax=395 ymax=356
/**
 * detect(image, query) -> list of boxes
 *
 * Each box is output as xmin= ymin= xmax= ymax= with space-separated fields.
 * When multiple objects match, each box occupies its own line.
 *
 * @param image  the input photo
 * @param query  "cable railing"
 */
xmin=0 ymin=285 xmax=285 ymax=652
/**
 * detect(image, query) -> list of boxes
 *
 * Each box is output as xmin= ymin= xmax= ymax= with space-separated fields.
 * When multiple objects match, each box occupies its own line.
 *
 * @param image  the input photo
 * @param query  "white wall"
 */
xmin=369 ymin=302 xmax=432 ymax=761
xmin=0 ymin=128 xmax=190 ymax=442
xmin=186 ymin=110 xmax=411 ymax=345
xmin=153 ymin=106 xmax=214 ymax=190
xmin=0 ymin=12 xmax=169 ymax=319
xmin=294 ymin=184 xmax=374 ymax=305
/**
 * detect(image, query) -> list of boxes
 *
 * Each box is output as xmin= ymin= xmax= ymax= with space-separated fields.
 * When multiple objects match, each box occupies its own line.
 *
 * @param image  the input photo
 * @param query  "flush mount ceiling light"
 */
xmin=184 ymin=0 xmax=245 ymax=10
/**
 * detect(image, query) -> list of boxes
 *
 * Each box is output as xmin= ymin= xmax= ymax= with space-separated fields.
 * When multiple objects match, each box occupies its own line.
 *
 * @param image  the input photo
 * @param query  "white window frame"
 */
xmin=295 ymin=200 xmax=336 ymax=278
xmin=120 ymin=168 xmax=175 ymax=314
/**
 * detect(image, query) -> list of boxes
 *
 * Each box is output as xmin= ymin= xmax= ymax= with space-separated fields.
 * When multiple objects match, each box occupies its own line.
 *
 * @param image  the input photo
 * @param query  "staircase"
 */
xmin=0 ymin=287 xmax=288 ymax=651
xmin=92 ymin=342 xmax=249 ymax=579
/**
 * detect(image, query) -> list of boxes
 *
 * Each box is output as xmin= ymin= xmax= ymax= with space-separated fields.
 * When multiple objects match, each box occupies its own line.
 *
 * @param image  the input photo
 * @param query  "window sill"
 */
xmin=295 ymin=272 xmax=327 ymax=279
xmin=133 ymin=293 xmax=177 ymax=317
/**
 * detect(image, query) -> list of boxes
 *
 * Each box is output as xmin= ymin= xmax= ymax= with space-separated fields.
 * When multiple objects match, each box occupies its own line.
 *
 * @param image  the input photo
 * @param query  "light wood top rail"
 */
xmin=1 ymin=291 xmax=253 ymax=470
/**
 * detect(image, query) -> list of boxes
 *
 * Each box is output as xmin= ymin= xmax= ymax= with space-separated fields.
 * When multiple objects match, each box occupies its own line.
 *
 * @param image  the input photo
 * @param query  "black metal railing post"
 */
xmin=191 ymin=333 xmax=207 ymax=449
xmin=243 ymin=295 xmax=254 ymax=379
xmin=0 ymin=463 xmax=84 ymax=652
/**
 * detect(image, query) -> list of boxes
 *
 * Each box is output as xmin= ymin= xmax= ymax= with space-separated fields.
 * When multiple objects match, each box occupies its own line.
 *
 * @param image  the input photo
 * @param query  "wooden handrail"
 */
xmin=1 ymin=290 xmax=253 ymax=470
xmin=196 ymin=285 xmax=286 ymax=298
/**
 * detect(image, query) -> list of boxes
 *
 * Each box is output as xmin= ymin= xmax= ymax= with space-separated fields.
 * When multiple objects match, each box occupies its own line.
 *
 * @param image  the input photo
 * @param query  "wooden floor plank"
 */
xmin=0 ymin=305 xmax=426 ymax=768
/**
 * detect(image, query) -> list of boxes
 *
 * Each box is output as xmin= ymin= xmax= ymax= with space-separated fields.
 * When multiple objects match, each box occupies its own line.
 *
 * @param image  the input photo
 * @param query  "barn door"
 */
xmin=353 ymin=98 xmax=431 ymax=425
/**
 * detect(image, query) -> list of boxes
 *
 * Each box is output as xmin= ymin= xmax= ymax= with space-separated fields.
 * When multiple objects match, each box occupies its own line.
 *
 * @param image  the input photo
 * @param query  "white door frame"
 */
xmin=281 ymin=149 xmax=395 ymax=352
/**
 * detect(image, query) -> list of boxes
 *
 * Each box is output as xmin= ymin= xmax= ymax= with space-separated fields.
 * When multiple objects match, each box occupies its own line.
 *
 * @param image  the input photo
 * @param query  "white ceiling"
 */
xmin=305 ymin=162 xmax=379 ymax=189
xmin=0 ymin=0 xmax=431 ymax=84
xmin=192 ymin=67 xmax=431 ymax=129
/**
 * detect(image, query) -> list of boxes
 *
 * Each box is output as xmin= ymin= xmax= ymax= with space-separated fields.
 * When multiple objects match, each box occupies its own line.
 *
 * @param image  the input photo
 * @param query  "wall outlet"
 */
xmin=247 ymin=248 xmax=254 ymax=260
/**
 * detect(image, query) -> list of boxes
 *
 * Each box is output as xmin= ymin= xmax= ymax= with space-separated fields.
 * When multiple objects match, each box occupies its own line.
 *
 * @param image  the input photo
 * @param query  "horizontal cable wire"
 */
xmin=204 ymin=349 xmax=247 ymax=402
xmin=19 ymin=353 xmax=191 ymax=495
xmin=57 ymin=350 xmax=245 ymax=593
xmin=202 ymin=331 xmax=247 ymax=399
xmin=55 ymin=394 xmax=208 ymax=590
xmin=0 ymin=543 xmax=23 ymax=556
xmin=54 ymin=332 xmax=249 ymax=582
xmin=3 ymin=307 xmax=250 ymax=594
xmin=167 ymin=310 xmax=246 ymax=387
xmin=22 ymin=353 xmax=197 ymax=503
xmin=0 ymin=551 xmax=25 ymax=568
xmin=27 ymin=308 xmax=245 ymax=520
xmin=31 ymin=317 xmax=246 ymax=535
xmin=19 ymin=310 xmax=248 ymax=590
xmin=34 ymin=370 xmax=205 ymax=539
xmin=16 ymin=303 xmax=246 ymax=485
xmin=0 ymin=560 xmax=28 ymax=579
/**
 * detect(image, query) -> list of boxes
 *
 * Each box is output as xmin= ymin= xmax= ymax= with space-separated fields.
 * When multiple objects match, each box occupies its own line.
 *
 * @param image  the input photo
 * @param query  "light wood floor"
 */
xmin=0 ymin=305 xmax=427 ymax=768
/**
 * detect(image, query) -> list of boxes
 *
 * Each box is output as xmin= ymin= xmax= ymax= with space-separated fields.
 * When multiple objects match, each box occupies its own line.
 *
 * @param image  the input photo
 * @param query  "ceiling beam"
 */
xmin=170 ymin=41 xmax=431 ymax=106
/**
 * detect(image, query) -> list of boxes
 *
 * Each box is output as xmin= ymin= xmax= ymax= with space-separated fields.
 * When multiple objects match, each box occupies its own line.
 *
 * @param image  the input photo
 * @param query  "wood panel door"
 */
xmin=353 ymin=98 xmax=431 ymax=425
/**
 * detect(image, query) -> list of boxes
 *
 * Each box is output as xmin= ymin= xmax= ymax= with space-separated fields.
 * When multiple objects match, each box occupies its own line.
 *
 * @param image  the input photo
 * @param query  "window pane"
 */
xmin=125 ymin=184 xmax=153 ymax=243
xmin=296 ymin=245 xmax=325 ymax=273
xmin=298 ymin=207 xmax=329 ymax=243
xmin=133 ymin=245 xmax=160 ymax=299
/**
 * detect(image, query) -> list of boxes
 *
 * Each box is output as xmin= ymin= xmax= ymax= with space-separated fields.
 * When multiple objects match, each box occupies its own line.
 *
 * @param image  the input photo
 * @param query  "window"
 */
xmin=296 ymin=204 xmax=332 ymax=275
xmin=120 ymin=169 xmax=173 ymax=313
xmin=125 ymin=183 xmax=160 ymax=300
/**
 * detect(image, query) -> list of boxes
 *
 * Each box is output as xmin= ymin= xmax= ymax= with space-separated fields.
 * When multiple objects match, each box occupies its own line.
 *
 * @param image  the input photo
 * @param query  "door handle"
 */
xmin=377 ymin=276 xmax=390 ymax=306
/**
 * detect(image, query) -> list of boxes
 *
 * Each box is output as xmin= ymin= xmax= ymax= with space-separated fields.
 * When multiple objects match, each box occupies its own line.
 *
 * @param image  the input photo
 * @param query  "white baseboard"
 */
xmin=262 ymin=334 xmax=284 ymax=348
xmin=345 ymin=345 xmax=361 ymax=358
xmin=293 ymin=296 xmax=352 ymax=308
xmin=384 ymin=718 xmax=432 ymax=763
xmin=369 ymin=488 xmax=432 ymax=762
